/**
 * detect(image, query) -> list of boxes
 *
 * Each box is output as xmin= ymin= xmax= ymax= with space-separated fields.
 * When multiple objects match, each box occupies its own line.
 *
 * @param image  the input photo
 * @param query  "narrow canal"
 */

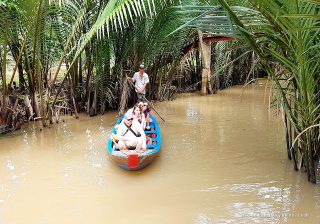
xmin=0 ymin=81 xmax=319 ymax=224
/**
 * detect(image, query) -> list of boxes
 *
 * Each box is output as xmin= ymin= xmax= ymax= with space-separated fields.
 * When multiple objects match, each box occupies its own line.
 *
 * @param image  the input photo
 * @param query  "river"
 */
xmin=0 ymin=81 xmax=319 ymax=224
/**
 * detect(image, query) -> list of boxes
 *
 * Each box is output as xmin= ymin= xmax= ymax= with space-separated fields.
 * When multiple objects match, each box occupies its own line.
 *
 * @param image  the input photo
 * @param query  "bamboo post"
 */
xmin=198 ymin=30 xmax=212 ymax=95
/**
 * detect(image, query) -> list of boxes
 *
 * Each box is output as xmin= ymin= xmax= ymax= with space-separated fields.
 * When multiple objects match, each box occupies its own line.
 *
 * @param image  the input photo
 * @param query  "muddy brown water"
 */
xmin=0 ymin=81 xmax=319 ymax=224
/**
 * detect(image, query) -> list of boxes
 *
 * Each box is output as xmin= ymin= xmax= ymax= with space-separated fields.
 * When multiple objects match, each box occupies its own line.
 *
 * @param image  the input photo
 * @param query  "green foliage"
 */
xmin=218 ymin=0 xmax=320 ymax=182
xmin=167 ymin=0 xmax=320 ymax=182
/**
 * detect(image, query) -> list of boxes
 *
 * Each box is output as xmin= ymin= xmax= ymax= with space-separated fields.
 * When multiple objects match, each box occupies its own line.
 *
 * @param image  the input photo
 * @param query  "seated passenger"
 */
xmin=141 ymin=102 xmax=151 ymax=130
xmin=133 ymin=104 xmax=146 ymax=130
xmin=137 ymin=101 xmax=144 ymax=108
xmin=116 ymin=112 xmax=146 ymax=151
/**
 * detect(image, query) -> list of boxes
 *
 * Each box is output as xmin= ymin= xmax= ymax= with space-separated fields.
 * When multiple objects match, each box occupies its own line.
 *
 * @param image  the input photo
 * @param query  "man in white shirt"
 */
xmin=116 ymin=112 xmax=146 ymax=150
xmin=128 ymin=64 xmax=149 ymax=101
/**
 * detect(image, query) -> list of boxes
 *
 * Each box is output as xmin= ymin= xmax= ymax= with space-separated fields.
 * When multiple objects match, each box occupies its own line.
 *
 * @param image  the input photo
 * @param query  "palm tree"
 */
xmin=175 ymin=0 xmax=320 ymax=182
xmin=52 ymin=0 xmax=192 ymax=115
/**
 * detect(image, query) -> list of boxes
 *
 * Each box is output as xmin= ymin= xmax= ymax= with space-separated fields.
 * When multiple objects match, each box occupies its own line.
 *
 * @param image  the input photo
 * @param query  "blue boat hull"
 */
xmin=107 ymin=114 xmax=161 ymax=170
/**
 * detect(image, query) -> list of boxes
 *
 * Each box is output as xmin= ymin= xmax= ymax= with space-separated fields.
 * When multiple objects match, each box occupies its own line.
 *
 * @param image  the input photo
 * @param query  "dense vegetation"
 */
xmin=0 ymin=0 xmax=319 ymax=183
xmin=0 ymin=0 xmax=256 ymax=129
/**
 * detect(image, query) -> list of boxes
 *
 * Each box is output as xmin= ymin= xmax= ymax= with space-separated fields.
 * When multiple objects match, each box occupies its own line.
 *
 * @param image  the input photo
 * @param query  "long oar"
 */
xmin=127 ymin=78 xmax=166 ymax=122
xmin=142 ymin=95 xmax=166 ymax=123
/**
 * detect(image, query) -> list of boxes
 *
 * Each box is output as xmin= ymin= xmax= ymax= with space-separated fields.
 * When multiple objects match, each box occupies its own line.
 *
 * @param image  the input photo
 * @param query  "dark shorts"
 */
xmin=114 ymin=145 xmax=136 ymax=151
xmin=137 ymin=93 xmax=145 ymax=101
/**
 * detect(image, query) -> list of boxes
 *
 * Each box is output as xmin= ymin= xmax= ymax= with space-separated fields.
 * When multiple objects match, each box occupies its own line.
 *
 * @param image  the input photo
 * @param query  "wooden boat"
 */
xmin=107 ymin=114 xmax=161 ymax=171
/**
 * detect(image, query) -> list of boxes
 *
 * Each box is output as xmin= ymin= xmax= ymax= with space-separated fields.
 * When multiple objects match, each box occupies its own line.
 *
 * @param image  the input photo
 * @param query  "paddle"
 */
xmin=127 ymin=78 xmax=166 ymax=122
xmin=111 ymin=134 xmax=129 ymax=155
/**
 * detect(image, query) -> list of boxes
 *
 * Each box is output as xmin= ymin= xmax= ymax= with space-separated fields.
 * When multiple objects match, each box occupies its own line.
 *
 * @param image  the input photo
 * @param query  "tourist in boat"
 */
xmin=122 ymin=103 xmax=146 ymax=130
xmin=127 ymin=64 xmax=149 ymax=101
xmin=133 ymin=104 xmax=146 ymax=130
xmin=116 ymin=112 xmax=146 ymax=151
xmin=141 ymin=101 xmax=151 ymax=130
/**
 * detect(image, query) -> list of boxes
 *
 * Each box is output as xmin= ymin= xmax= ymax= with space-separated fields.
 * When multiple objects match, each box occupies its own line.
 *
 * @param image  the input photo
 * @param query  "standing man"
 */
xmin=128 ymin=64 xmax=149 ymax=101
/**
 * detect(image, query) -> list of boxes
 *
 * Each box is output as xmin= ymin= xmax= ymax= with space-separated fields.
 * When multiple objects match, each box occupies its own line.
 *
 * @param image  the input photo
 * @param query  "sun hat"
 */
xmin=125 ymin=112 xmax=134 ymax=120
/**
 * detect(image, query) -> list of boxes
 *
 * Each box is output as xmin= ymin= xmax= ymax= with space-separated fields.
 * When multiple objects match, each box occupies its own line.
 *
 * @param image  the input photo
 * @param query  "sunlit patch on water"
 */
xmin=195 ymin=213 xmax=212 ymax=224
xmin=230 ymin=203 xmax=281 ymax=223
xmin=6 ymin=160 xmax=14 ymax=170
xmin=58 ymin=123 xmax=76 ymax=154
xmin=85 ymin=128 xmax=94 ymax=154
xmin=60 ymin=143 xmax=72 ymax=153
xmin=0 ymin=161 xmax=20 ymax=203
xmin=93 ymin=175 xmax=107 ymax=187
xmin=191 ymin=182 xmax=301 ymax=223
xmin=61 ymin=123 xmax=74 ymax=138
xmin=192 ymin=186 xmax=220 ymax=192
xmin=227 ymin=183 xmax=263 ymax=193
xmin=225 ymin=182 xmax=292 ymax=203
xmin=99 ymin=126 xmax=105 ymax=134
xmin=186 ymin=101 xmax=203 ymax=124
xmin=257 ymin=186 xmax=291 ymax=202
xmin=196 ymin=214 xmax=239 ymax=224
xmin=63 ymin=166 xmax=73 ymax=178
xmin=84 ymin=128 xmax=106 ymax=169
xmin=23 ymin=131 xmax=28 ymax=144
xmin=99 ymin=117 xmax=106 ymax=134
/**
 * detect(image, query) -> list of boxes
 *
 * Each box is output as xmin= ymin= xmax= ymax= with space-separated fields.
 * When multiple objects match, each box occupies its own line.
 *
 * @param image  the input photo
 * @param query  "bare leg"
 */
xmin=146 ymin=118 xmax=150 ymax=129
xmin=118 ymin=140 xmax=127 ymax=150
xmin=136 ymin=141 xmax=142 ymax=150
xmin=146 ymin=114 xmax=150 ymax=129
xmin=138 ymin=140 xmax=146 ymax=151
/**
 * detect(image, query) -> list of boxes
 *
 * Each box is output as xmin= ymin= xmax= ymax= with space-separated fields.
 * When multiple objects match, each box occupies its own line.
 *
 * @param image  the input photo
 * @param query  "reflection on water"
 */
xmin=0 ymin=82 xmax=319 ymax=224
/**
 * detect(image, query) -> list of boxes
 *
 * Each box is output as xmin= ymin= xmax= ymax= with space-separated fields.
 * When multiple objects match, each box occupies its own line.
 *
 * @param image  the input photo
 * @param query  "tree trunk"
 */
xmin=68 ymin=74 xmax=79 ymax=119
xmin=284 ymin=113 xmax=292 ymax=160
xmin=86 ymin=75 xmax=92 ymax=115
xmin=307 ymin=134 xmax=316 ymax=183
xmin=198 ymin=30 xmax=212 ymax=95
xmin=82 ymin=46 xmax=93 ymax=108
xmin=1 ymin=29 xmax=8 ymax=112
xmin=10 ymin=42 xmax=26 ymax=91
xmin=89 ymin=87 xmax=97 ymax=117
xmin=79 ymin=55 xmax=83 ymax=85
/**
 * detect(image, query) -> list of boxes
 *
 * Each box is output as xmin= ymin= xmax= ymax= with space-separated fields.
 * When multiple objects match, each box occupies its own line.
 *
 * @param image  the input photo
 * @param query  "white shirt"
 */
xmin=116 ymin=120 xmax=146 ymax=145
xmin=132 ymin=72 xmax=149 ymax=94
